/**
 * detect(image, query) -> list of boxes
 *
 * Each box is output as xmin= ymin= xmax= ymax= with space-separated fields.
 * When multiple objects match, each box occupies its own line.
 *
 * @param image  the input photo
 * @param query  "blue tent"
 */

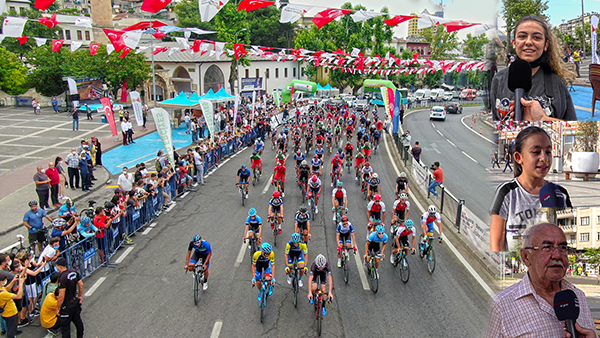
xmin=157 ymin=92 xmax=200 ymax=108
xmin=215 ymin=87 xmax=235 ymax=100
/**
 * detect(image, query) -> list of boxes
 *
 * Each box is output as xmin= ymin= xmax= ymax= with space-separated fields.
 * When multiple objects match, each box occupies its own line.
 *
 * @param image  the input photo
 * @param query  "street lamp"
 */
xmin=234 ymin=28 xmax=247 ymax=95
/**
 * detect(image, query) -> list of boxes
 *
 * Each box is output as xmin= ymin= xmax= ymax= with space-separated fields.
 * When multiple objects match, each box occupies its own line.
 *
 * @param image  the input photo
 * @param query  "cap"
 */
xmin=114 ymin=188 xmax=122 ymax=194
xmin=55 ymin=257 xmax=68 ymax=267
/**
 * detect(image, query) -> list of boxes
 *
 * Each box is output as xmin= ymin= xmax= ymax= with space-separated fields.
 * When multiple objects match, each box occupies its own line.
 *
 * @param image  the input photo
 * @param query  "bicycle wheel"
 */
xmin=418 ymin=238 xmax=425 ymax=258
xmin=293 ymin=267 xmax=298 ymax=308
xmin=252 ymin=173 xmax=257 ymax=186
xmin=249 ymin=238 xmax=256 ymax=261
xmin=316 ymin=298 xmax=323 ymax=336
xmin=241 ymin=189 xmax=245 ymax=206
xmin=392 ymin=252 xmax=399 ymax=268
xmin=368 ymin=262 xmax=379 ymax=293
xmin=193 ymin=272 xmax=199 ymax=305
xmin=400 ymin=256 xmax=410 ymax=283
xmin=427 ymin=247 xmax=436 ymax=274
xmin=343 ymin=255 xmax=349 ymax=284
xmin=260 ymin=293 xmax=265 ymax=323
xmin=273 ymin=227 xmax=277 ymax=247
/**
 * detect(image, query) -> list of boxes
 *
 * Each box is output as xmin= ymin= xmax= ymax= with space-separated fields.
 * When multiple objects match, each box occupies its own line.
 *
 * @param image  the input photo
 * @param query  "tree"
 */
xmin=0 ymin=47 xmax=28 ymax=95
xmin=420 ymin=24 xmax=459 ymax=60
xmin=246 ymin=6 xmax=295 ymax=48
xmin=25 ymin=45 xmax=71 ymax=96
xmin=0 ymin=8 xmax=61 ymax=57
xmin=466 ymin=70 xmax=484 ymax=88
xmin=575 ymin=121 xmax=599 ymax=152
xmin=104 ymin=50 xmax=152 ymax=98
xmin=462 ymin=33 xmax=490 ymax=60
xmin=422 ymin=70 xmax=443 ymax=88
xmin=574 ymin=22 xmax=591 ymax=51
xmin=501 ymin=0 xmax=549 ymax=53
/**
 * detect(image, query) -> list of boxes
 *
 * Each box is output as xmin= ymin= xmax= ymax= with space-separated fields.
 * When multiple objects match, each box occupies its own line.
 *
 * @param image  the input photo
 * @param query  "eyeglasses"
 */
xmin=524 ymin=244 xmax=568 ymax=254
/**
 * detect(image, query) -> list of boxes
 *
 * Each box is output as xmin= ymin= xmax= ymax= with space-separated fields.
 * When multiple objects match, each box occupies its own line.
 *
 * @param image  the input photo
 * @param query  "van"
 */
xmin=414 ymin=89 xmax=431 ymax=102
xmin=430 ymin=88 xmax=445 ymax=101
xmin=459 ymin=88 xmax=477 ymax=100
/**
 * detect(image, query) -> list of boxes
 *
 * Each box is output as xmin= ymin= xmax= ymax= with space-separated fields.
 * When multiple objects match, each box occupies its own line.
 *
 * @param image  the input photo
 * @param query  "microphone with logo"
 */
xmin=507 ymin=59 xmax=532 ymax=121
xmin=539 ymin=182 xmax=567 ymax=224
xmin=554 ymin=289 xmax=580 ymax=338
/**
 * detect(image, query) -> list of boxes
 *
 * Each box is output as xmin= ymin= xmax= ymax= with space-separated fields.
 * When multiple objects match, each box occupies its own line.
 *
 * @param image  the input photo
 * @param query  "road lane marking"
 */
xmin=460 ymin=114 xmax=495 ymax=144
xmin=84 ymin=276 xmax=106 ymax=297
xmin=211 ymin=321 xmax=223 ymax=338
xmin=180 ymin=191 xmax=189 ymax=199
xmin=114 ymin=246 xmax=135 ymax=264
xmin=164 ymin=202 xmax=177 ymax=213
xmin=447 ymin=139 xmax=456 ymax=147
xmin=234 ymin=241 xmax=247 ymax=267
xmin=461 ymin=151 xmax=478 ymax=163
xmin=142 ymin=222 xmax=156 ymax=235
xmin=262 ymin=174 xmax=274 ymax=194
xmin=436 ymin=129 xmax=444 ymax=137
xmin=0 ymin=241 xmax=22 ymax=254
xmin=353 ymin=248 xmax=370 ymax=291
xmin=384 ymin=131 xmax=495 ymax=298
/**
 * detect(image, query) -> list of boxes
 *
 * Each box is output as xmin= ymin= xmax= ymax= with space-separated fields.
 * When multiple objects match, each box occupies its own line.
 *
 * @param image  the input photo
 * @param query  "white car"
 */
xmin=429 ymin=106 xmax=446 ymax=121
xmin=443 ymin=92 xmax=453 ymax=101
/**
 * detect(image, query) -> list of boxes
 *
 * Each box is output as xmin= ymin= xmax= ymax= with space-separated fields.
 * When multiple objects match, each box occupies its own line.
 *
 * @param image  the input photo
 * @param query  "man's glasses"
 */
xmin=524 ymin=244 xmax=568 ymax=254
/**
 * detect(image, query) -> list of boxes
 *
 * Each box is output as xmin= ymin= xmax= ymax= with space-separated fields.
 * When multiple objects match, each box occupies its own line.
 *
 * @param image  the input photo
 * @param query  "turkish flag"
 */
xmin=443 ymin=21 xmax=478 ymax=32
xmin=90 ymin=43 xmax=100 ymax=55
xmin=16 ymin=36 xmax=28 ymax=45
xmin=152 ymin=46 xmax=169 ymax=55
xmin=192 ymin=39 xmax=206 ymax=53
xmin=39 ymin=13 xmax=60 ymax=28
xmin=152 ymin=30 xmax=167 ymax=39
xmin=312 ymin=9 xmax=352 ymax=29
xmin=34 ymin=0 xmax=55 ymax=10
xmin=120 ymin=47 xmax=132 ymax=58
xmin=141 ymin=0 xmax=172 ymax=13
xmin=237 ymin=0 xmax=274 ymax=12
xmin=383 ymin=15 xmax=413 ymax=26
xmin=234 ymin=44 xmax=247 ymax=59
xmin=103 ymin=29 xmax=126 ymax=52
xmin=52 ymin=39 xmax=64 ymax=52
xmin=122 ymin=20 xmax=167 ymax=31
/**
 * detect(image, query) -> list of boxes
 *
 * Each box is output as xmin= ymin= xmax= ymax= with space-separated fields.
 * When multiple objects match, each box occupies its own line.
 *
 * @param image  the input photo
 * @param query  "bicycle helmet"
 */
xmin=273 ymin=191 xmax=281 ymax=198
xmin=399 ymin=193 xmax=408 ymax=200
xmin=337 ymin=181 xmax=343 ymax=187
xmin=376 ymin=225 xmax=385 ymax=234
xmin=334 ymin=154 xmax=339 ymax=158
xmin=297 ymin=150 xmax=301 ymax=156
xmin=291 ymin=233 xmax=301 ymax=243
xmin=400 ymin=172 xmax=407 ymax=178
xmin=65 ymin=197 xmax=73 ymax=209
xmin=28 ymin=200 xmax=37 ymax=206
xmin=314 ymin=154 xmax=319 ymax=158
xmin=374 ymin=194 xmax=381 ymax=201
xmin=248 ymin=208 xmax=257 ymax=217
xmin=52 ymin=218 xmax=67 ymax=228
xmin=338 ymin=148 xmax=343 ymax=153
xmin=315 ymin=254 xmax=327 ymax=269
xmin=252 ymin=151 xmax=257 ymax=156
xmin=301 ymin=160 xmax=307 ymax=165
xmin=346 ymin=141 xmax=351 ymax=145
xmin=261 ymin=242 xmax=272 ymax=254
xmin=299 ymin=205 xmax=307 ymax=213
xmin=342 ymin=215 xmax=348 ymax=222
xmin=257 ymin=137 xmax=261 ymax=141
xmin=372 ymin=173 xmax=378 ymax=179
xmin=428 ymin=205 xmax=437 ymax=213
xmin=80 ymin=216 xmax=91 ymax=225
xmin=311 ymin=175 xmax=318 ymax=183
xmin=364 ymin=162 xmax=370 ymax=167
xmin=405 ymin=219 xmax=414 ymax=228
xmin=193 ymin=235 xmax=202 ymax=245
xmin=241 ymin=164 xmax=246 ymax=169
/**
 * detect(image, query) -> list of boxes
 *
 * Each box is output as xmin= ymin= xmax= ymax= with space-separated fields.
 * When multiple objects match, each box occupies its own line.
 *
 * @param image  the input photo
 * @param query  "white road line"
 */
xmin=460 ymin=114 xmax=495 ymax=144
xmin=234 ymin=242 xmax=247 ymax=267
xmin=384 ymin=132 xmax=495 ymax=298
xmin=436 ymin=129 xmax=444 ymax=137
xmin=461 ymin=151 xmax=478 ymax=163
xmin=84 ymin=277 xmax=106 ymax=297
xmin=180 ymin=191 xmax=189 ymax=199
xmin=142 ymin=224 xmax=155 ymax=235
xmin=116 ymin=151 xmax=161 ymax=168
xmin=0 ymin=241 xmax=22 ymax=253
xmin=262 ymin=174 xmax=274 ymax=194
xmin=114 ymin=246 xmax=135 ymax=264
xmin=354 ymin=248 xmax=370 ymax=291
xmin=211 ymin=321 xmax=223 ymax=338
xmin=164 ymin=202 xmax=177 ymax=213
xmin=447 ymin=139 xmax=456 ymax=147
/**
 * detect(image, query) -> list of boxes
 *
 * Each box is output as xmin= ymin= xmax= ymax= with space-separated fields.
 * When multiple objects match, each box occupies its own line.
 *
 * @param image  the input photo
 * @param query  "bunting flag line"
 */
xmin=103 ymin=29 xmax=126 ymax=52
xmin=350 ymin=10 xmax=381 ymax=22
xmin=384 ymin=15 xmax=414 ymax=27
xmin=141 ymin=0 xmax=172 ymax=13
xmin=200 ymin=0 xmax=229 ymax=22
xmin=89 ymin=42 xmax=100 ymax=55
xmin=74 ymin=17 xmax=92 ymax=28
xmin=34 ymin=37 xmax=47 ymax=47
xmin=237 ymin=0 xmax=274 ymax=12
xmin=70 ymin=41 xmax=82 ymax=52
xmin=38 ymin=13 xmax=60 ymax=28
xmin=2 ymin=17 xmax=27 ymax=37
xmin=34 ymin=0 xmax=55 ymax=10
xmin=51 ymin=39 xmax=64 ymax=52
xmin=312 ymin=9 xmax=352 ymax=29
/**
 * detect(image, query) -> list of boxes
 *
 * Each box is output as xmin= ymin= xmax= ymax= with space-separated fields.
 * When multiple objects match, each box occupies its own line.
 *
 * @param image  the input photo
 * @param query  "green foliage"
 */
xmin=420 ymin=25 xmax=458 ymax=60
xmin=0 ymin=8 xmax=60 ymax=57
xmin=104 ymin=50 xmax=152 ymax=98
xmin=422 ymin=70 xmax=443 ymax=88
xmin=501 ymin=0 xmax=549 ymax=53
xmin=466 ymin=70 xmax=484 ymax=88
xmin=451 ymin=71 xmax=460 ymax=85
xmin=25 ymin=45 xmax=69 ymax=96
xmin=0 ymin=47 xmax=28 ymax=95
xmin=400 ymin=48 xmax=413 ymax=60
xmin=246 ymin=6 xmax=295 ymax=48
xmin=575 ymin=121 xmax=599 ymax=152
xmin=584 ymin=247 xmax=600 ymax=265
xmin=462 ymin=33 xmax=489 ymax=60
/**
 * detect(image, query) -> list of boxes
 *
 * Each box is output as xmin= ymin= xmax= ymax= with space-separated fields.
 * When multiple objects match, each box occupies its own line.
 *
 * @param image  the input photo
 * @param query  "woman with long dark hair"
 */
xmin=91 ymin=137 xmax=102 ymax=166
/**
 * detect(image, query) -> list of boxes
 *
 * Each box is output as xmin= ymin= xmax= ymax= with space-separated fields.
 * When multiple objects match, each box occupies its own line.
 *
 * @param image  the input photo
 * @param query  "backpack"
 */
xmin=155 ymin=159 xmax=162 ymax=173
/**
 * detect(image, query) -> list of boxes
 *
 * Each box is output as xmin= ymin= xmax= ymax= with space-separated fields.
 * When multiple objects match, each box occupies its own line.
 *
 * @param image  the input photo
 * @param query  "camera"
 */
xmin=430 ymin=164 xmax=437 ymax=171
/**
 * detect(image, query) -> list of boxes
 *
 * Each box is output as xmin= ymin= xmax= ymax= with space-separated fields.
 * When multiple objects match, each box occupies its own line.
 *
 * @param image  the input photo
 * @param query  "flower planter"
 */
xmin=571 ymin=152 xmax=599 ymax=179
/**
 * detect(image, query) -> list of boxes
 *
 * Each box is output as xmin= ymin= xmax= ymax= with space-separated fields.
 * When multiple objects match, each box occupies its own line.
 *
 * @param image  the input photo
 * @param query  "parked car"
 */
xmin=445 ymin=102 xmax=463 ymax=114
xmin=414 ymin=89 xmax=431 ymax=102
xmin=452 ymin=90 xmax=461 ymax=99
xmin=354 ymin=99 xmax=369 ymax=111
xmin=443 ymin=92 xmax=453 ymax=101
xmin=459 ymin=88 xmax=478 ymax=100
xmin=429 ymin=106 xmax=446 ymax=121
xmin=430 ymin=88 xmax=445 ymax=101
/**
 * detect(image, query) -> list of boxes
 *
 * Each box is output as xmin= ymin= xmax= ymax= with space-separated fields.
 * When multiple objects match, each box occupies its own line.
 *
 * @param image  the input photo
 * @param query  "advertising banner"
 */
xmin=592 ymin=15 xmax=599 ymax=65
xmin=241 ymin=77 xmax=263 ymax=91
xmin=100 ymin=97 xmax=117 ymax=136
xmin=151 ymin=108 xmax=175 ymax=166
xmin=199 ymin=99 xmax=214 ymax=139
xmin=273 ymin=90 xmax=280 ymax=107
xmin=129 ymin=91 xmax=144 ymax=126
xmin=460 ymin=207 xmax=503 ymax=266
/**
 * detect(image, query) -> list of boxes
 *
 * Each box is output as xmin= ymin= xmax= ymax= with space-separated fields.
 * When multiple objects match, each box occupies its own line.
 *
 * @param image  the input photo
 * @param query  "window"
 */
xmin=293 ymin=68 xmax=297 ymax=77
xmin=597 ymin=215 xmax=600 ymax=224
xmin=571 ymin=235 xmax=576 ymax=243
xmin=65 ymin=30 xmax=71 ymax=40
xmin=284 ymin=68 xmax=288 ymax=78
xmin=580 ymin=233 xmax=590 ymax=242
xmin=85 ymin=31 xmax=90 ymax=40
xmin=581 ymin=216 xmax=590 ymax=226
xmin=9 ymin=6 xmax=15 ymax=12
xmin=256 ymin=69 xmax=259 ymax=78
xmin=265 ymin=69 xmax=269 ymax=79
xmin=77 ymin=30 xmax=82 ymax=40
xmin=245 ymin=69 xmax=249 ymax=78
xmin=597 ymin=232 xmax=600 ymax=241
xmin=275 ymin=68 xmax=279 ymax=78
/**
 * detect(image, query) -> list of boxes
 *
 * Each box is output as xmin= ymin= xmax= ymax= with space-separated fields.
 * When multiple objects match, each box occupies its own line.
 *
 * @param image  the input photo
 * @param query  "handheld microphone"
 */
xmin=554 ymin=289 xmax=580 ymax=338
xmin=507 ymin=59 xmax=532 ymax=121
xmin=540 ymin=182 xmax=566 ymax=208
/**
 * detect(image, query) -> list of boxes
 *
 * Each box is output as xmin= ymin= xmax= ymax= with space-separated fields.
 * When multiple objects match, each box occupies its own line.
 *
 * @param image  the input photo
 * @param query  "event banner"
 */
xmin=233 ymin=94 xmax=240 ymax=133
xmin=129 ymin=91 xmax=144 ymax=126
xmin=392 ymin=89 xmax=401 ymax=134
xmin=459 ymin=206 xmax=503 ymax=267
xmin=592 ymin=15 xmax=599 ymax=65
xmin=380 ymin=87 xmax=392 ymax=121
xmin=151 ymin=107 xmax=175 ymax=166
xmin=100 ymin=97 xmax=117 ymax=136
xmin=273 ymin=90 xmax=280 ymax=107
xmin=199 ymin=99 xmax=214 ymax=139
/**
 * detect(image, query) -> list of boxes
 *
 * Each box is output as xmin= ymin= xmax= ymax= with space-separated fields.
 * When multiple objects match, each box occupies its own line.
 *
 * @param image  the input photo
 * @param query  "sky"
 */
xmin=542 ymin=0 xmax=598 ymax=27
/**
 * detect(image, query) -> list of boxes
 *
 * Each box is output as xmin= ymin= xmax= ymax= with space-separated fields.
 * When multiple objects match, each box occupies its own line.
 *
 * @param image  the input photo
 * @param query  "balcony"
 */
xmin=560 ymin=225 xmax=577 ymax=233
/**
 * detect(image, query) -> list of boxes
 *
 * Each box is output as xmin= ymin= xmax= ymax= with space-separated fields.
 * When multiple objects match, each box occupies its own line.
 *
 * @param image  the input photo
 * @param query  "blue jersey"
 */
xmin=337 ymin=152 xmax=345 ymax=160
xmin=315 ymin=148 xmax=325 ymax=156
xmin=294 ymin=153 xmax=306 ymax=162
xmin=336 ymin=222 xmax=355 ymax=235
xmin=255 ymin=140 xmax=264 ymax=150
xmin=311 ymin=158 xmax=322 ymax=167
xmin=237 ymin=168 xmax=251 ymax=178
xmin=189 ymin=240 xmax=212 ymax=254
xmin=58 ymin=205 xmax=76 ymax=217
xmin=246 ymin=215 xmax=262 ymax=228
xmin=367 ymin=232 xmax=388 ymax=243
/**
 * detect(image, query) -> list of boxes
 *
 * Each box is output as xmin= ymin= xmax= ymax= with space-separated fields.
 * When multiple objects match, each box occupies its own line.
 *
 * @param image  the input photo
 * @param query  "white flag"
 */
xmin=74 ymin=17 xmax=92 ymax=28
xmin=200 ymin=0 xmax=229 ymax=22
xmin=350 ymin=10 xmax=381 ymax=22
xmin=70 ymin=41 xmax=83 ymax=52
xmin=151 ymin=108 xmax=175 ymax=166
xmin=592 ymin=15 xmax=599 ymax=65
xmin=67 ymin=78 xmax=78 ymax=95
xmin=34 ymin=37 xmax=47 ymax=47
xmin=123 ymin=31 xmax=142 ymax=49
xmin=351 ymin=47 xmax=360 ymax=57
xmin=280 ymin=4 xmax=313 ymax=23
xmin=418 ymin=13 xmax=450 ymax=30
xmin=214 ymin=42 xmax=225 ymax=60
xmin=184 ymin=30 xmax=191 ymax=39
xmin=175 ymin=37 xmax=190 ymax=50
xmin=199 ymin=99 xmax=215 ymax=139
xmin=0 ymin=35 xmax=5 ymax=44
xmin=135 ymin=46 xmax=149 ymax=54
xmin=168 ymin=47 xmax=180 ymax=56
xmin=0 ymin=0 xmax=5 ymax=17
xmin=2 ymin=17 xmax=27 ymax=37
xmin=129 ymin=91 xmax=144 ymax=126
xmin=107 ymin=44 xmax=115 ymax=55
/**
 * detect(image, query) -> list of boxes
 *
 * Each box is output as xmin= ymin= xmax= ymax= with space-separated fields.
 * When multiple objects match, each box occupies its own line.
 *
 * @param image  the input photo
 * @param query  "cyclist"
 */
xmin=307 ymin=254 xmax=334 ymax=315
xmin=310 ymin=154 xmax=322 ymax=177
xmin=367 ymin=194 xmax=386 ymax=230
xmin=285 ymin=233 xmax=308 ymax=287
xmin=58 ymin=198 xmax=79 ymax=226
xmin=324 ymin=131 xmax=333 ymax=152
xmin=392 ymin=193 xmax=410 ymax=222
xmin=250 ymin=151 xmax=262 ymax=178
xmin=268 ymin=191 xmax=284 ymax=234
xmin=294 ymin=206 xmax=311 ymax=243
xmin=185 ymin=235 xmax=212 ymax=290
xmin=297 ymin=160 xmax=311 ymax=189
xmin=294 ymin=150 xmax=306 ymax=176
xmin=236 ymin=164 xmax=251 ymax=197
xmin=344 ymin=141 xmax=354 ymax=162
xmin=336 ymin=148 xmax=346 ymax=163
xmin=345 ymin=123 xmax=353 ymax=141
xmin=275 ymin=151 xmax=286 ymax=166
xmin=372 ymin=129 xmax=381 ymax=149
xmin=367 ymin=172 xmax=381 ymax=201
xmin=277 ymin=133 xmax=287 ymax=153
xmin=244 ymin=208 xmax=263 ymax=247
xmin=252 ymin=243 xmax=276 ymax=301
xmin=330 ymin=154 xmax=343 ymax=187
xmin=292 ymin=132 xmax=302 ymax=153
xmin=334 ymin=123 xmax=342 ymax=143
xmin=360 ymin=162 xmax=373 ymax=192
xmin=362 ymin=140 xmax=372 ymax=161
xmin=307 ymin=175 xmax=322 ymax=213
xmin=254 ymin=137 xmax=265 ymax=155
xmin=420 ymin=205 xmax=443 ymax=246
xmin=390 ymin=219 xmax=416 ymax=265
xmin=354 ymin=152 xmax=365 ymax=180
xmin=335 ymin=216 xmax=357 ymax=268
xmin=396 ymin=172 xmax=409 ymax=196
xmin=315 ymin=143 xmax=325 ymax=160
xmin=331 ymin=181 xmax=347 ymax=221
xmin=364 ymin=225 xmax=388 ymax=276
xmin=315 ymin=133 xmax=324 ymax=147
xmin=272 ymin=162 xmax=286 ymax=197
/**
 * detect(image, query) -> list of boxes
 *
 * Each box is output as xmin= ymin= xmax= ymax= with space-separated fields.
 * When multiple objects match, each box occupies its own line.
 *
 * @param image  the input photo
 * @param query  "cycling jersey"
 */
xmin=308 ymin=178 xmax=322 ymax=190
xmin=367 ymin=201 xmax=386 ymax=214
xmin=58 ymin=205 xmax=77 ymax=217
xmin=393 ymin=200 xmax=410 ymax=213
xmin=254 ymin=140 xmax=264 ymax=150
xmin=344 ymin=145 xmax=354 ymax=154
xmin=294 ymin=153 xmax=306 ymax=164
xmin=298 ymin=165 xmax=311 ymax=182
xmin=337 ymin=152 xmax=345 ymax=160
xmin=367 ymin=232 xmax=388 ymax=254
xmin=188 ymin=240 xmax=212 ymax=254
xmin=395 ymin=225 xmax=416 ymax=238
xmin=336 ymin=222 xmax=355 ymax=243
xmin=311 ymin=158 xmax=322 ymax=169
xmin=285 ymin=241 xmax=307 ymax=258
xmin=422 ymin=211 xmax=441 ymax=234
xmin=295 ymin=211 xmax=311 ymax=225
xmin=246 ymin=215 xmax=263 ymax=230
xmin=269 ymin=197 xmax=284 ymax=208
xmin=237 ymin=168 xmax=251 ymax=178
xmin=253 ymin=250 xmax=275 ymax=272
xmin=332 ymin=187 xmax=346 ymax=200
xmin=250 ymin=155 xmax=262 ymax=168
xmin=396 ymin=177 xmax=409 ymax=191
xmin=310 ymin=261 xmax=332 ymax=284
xmin=368 ymin=177 xmax=381 ymax=188
xmin=315 ymin=148 xmax=325 ymax=158
xmin=273 ymin=165 xmax=286 ymax=182
xmin=331 ymin=158 xmax=343 ymax=169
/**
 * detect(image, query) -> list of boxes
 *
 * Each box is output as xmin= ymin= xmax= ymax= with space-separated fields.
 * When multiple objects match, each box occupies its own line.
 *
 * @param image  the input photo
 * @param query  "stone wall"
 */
xmin=0 ymin=89 xmax=67 ymax=107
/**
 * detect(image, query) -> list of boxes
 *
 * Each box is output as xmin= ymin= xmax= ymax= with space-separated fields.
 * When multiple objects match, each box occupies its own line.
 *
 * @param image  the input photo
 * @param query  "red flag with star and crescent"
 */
xmin=312 ymin=9 xmax=352 ymax=29
xmin=90 ymin=43 xmax=100 ymax=55
xmin=16 ymin=37 xmax=28 ymax=45
xmin=103 ymin=29 xmax=127 ymax=52
xmin=141 ymin=0 xmax=172 ymax=13
xmin=52 ymin=39 xmax=64 ymax=52
xmin=38 ymin=13 xmax=60 ymax=28
xmin=34 ymin=0 xmax=55 ymax=10
xmin=237 ymin=0 xmax=274 ymax=12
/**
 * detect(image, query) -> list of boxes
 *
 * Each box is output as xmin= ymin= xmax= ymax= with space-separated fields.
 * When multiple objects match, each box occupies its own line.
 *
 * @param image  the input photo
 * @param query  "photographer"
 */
xmin=428 ymin=162 xmax=444 ymax=198
xmin=401 ymin=131 xmax=411 ymax=160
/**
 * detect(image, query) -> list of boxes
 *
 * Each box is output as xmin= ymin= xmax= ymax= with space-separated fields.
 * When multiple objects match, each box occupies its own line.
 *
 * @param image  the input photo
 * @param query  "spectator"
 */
xmin=55 ymin=157 xmax=68 ymax=200
xmin=52 ymin=97 xmax=59 ymax=114
xmin=503 ymin=150 xmax=513 ymax=173
xmin=70 ymin=107 xmax=79 ymax=131
xmin=428 ymin=162 xmax=443 ymax=198
xmin=401 ymin=130 xmax=411 ymax=160
xmin=40 ymin=289 xmax=60 ymax=336
xmin=41 ymin=272 xmax=60 ymax=307
xmin=184 ymin=113 xmax=191 ymax=134
xmin=55 ymin=257 xmax=85 ymax=338
xmin=46 ymin=162 xmax=61 ymax=207
xmin=491 ymin=150 xmax=501 ymax=169
xmin=573 ymin=50 xmax=580 ymax=77
xmin=78 ymin=153 xmax=91 ymax=191
xmin=0 ymin=270 xmax=25 ymax=338
xmin=193 ymin=147 xmax=205 ymax=186
xmin=126 ymin=117 xmax=135 ymax=144
xmin=485 ymin=223 xmax=597 ymax=338
xmin=66 ymin=149 xmax=80 ymax=190
xmin=121 ymin=118 xmax=130 ymax=146
xmin=37 ymin=237 xmax=61 ymax=277
xmin=142 ymin=103 xmax=148 ymax=129
xmin=22 ymin=200 xmax=52 ymax=252
xmin=399 ymin=103 xmax=404 ymax=125
xmin=411 ymin=141 xmax=422 ymax=164
xmin=17 ymin=252 xmax=46 ymax=319
xmin=31 ymin=99 xmax=38 ymax=114
xmin=93 ymin=207 xmax=112 ymax=264
xmin=118 ymin=167 xmax=134 ymax=192
xmin=91 ymin=137 xmax=102 ymax=167
xmin=34 ymin=166 xmax=52 ymax=211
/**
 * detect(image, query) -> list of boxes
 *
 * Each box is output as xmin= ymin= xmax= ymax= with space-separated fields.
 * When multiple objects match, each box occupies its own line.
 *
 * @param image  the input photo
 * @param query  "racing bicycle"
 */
xmin=188 ymin=258 xmax=206 ymax=306
xmin=312 ymin=275 xmax=328 ymax=336
xmin=419 ymin=234 xmax=436 ymax=274
xmin=392 ymin=246 xmax=411 ymax=283
xmin=339 ymin=246 xmax=355 ymax=284
xmin=366 ymin=250 xmax=380 ymax=294
xmin=237 ymin=183 xmax=248 ymax=206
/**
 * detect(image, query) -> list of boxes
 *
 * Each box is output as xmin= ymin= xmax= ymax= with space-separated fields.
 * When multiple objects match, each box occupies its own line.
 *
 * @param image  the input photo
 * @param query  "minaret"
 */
xmin=90 ymin=0 xmax=113 ymax=43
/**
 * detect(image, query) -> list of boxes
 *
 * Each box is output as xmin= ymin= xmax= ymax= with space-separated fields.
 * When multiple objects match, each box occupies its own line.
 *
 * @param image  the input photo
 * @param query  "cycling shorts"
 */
xmin=367 ymin=243 xmax=383 ymax=256
xmin=190 ymin=251 xmax=210 ymax=267
xmin=299 ymin=173 xmax=309 ymax=183
xmin=297 ymin=221 xmax=308 ymax=231
xmin=239 ymin=176 xmax=249 ymax=184
xmin=334 ymin=196 xmax=344 ymax=206
xmin=312 ymin=166 xmax=321 ymax=172
xmin=287 ymin=252 xmax=305 ymax=266
xmin=247 ymin=224 xmax=260 ymax=234
xmin=255 ymin=265 xmax=272 ymax=280
xmin=270 ymin=206 xmax=282 ymax=214
xmin=363 ymin=149 xmax=372 ymax=157
xmin=251 ymin=161 xmax=262 ymax=168
xmin=398 ymin=235 xmax=409 ymax=248
xmin=369 ymin=212 xmax=382 ymax=222
xmin=309 ymin=186 xmax=320 ymax=196
xmin=278 ymin=143 xmax=285 ymax=150
xmin=338 ymin=232 xmax=351 ymax=244
xmin=394 ymin=210 xmax=406 ymax=220
xmin=273 ymin=174 xmax=285 ymax=183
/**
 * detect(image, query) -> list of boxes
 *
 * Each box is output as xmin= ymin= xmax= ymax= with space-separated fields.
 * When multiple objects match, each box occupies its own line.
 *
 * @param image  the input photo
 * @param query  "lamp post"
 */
xmin=233 ymin=28 xmax=247 ymax=95
xmin=581 ymin=0 xmax=586 ymax=56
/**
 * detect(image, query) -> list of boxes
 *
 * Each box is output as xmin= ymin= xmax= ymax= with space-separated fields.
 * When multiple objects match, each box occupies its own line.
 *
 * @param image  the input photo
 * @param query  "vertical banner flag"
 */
xmin=67 ymin=78 xmax=78 ymax=95
xmin=2 ymin=17 xmax=27 ymax=37
xmin=392 ymin=89 xmax=401 ymax=134
xmin=252 ymin=90 xmax=256 ymax=117
xmin=0 ymin=0 xmax=5 ymax=16
xmin=233 ymin=94 xmax=240 ymax=133
xmin=273 ymin=90 xmax=280 ymax=107
xmin=129 ymin=91 xmax=144 ymax=126
xmin=199 ymin=99 xmax=214 ymax=139
xmin=380 ymin=87 xmax=391 ymax=121
xmin=151 ymin=108 xmax=175 ymax=166
xmin=121 ymin=81 xmax=128 ymax=103
xmin=387 ymin=87 xmax=395 ymax=121
xmin=100 ymin=97 xmax=118 ymax=136
xmin=592 ymin=15 xmax=599 ymax=65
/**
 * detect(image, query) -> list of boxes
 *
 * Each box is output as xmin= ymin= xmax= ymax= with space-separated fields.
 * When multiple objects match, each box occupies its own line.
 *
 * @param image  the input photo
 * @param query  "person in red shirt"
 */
xmin=376 ymin=119 xmax=383 ymax=131
xmin=428 ymin=162 xmax=444 ymax=198
xmin=93 ymin=207 xmax=113 ymax=263
xmin=46 ymin=162 xmax=61 ymax=207
xmin=330 ymin=154 xmax=343 ymax=186
xmin=272 ymin=163 xmax=287 ymax=196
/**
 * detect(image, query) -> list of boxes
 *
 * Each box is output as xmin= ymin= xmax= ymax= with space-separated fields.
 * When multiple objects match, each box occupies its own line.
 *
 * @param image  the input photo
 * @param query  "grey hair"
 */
xmin=522 ymin=223 xmax=560 ymax=248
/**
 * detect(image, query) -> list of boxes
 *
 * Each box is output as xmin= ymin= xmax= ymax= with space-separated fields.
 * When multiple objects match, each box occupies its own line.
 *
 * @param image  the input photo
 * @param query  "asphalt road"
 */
xmin=20 ymin=123 xmax=493 ymax=337
xmin=403 ymin=106 xmax=497 ymax=223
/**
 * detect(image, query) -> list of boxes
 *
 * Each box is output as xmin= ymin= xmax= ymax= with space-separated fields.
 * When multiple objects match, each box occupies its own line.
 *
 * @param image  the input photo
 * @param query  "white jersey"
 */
xmin=421 ymin=211 xmax=441 ymax=224
xmin=361 ymin=166 xmax=373 ymax=175
xmin=393 ymin=200 xmax=410 ymax=212
xmin=308 ymin=178 xmax=322 ymax=189
xmin=395 ymin=225 xmax=416 ymax=238
xmin=367 ymin=200 xmax=386 ymax=212
xmin=332 ymin=187 xmax=347 ymax=198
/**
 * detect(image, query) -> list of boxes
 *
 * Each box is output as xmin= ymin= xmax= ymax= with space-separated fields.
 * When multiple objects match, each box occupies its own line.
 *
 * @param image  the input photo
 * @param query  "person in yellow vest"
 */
xmin=0 ymin=272 xmax=25 ymax=338
xmin=573 ymin=50 xmax=580 ymax=77
xmin=40 ymin=289 xmax=61 ymax=336
xmin=119 ymin=108 xmax=124 ymax=122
